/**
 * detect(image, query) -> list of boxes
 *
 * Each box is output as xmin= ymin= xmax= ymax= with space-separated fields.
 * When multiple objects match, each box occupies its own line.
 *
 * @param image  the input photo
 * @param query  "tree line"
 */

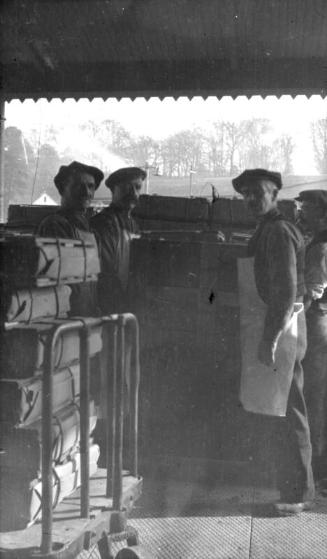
xmin=81 ymin=117 xmax=295 ymax=177
xmin=3 ymin=116 xmax=327 ymax=214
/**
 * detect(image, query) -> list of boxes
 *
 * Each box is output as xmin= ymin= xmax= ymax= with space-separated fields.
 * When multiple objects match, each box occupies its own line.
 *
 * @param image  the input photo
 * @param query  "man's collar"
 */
xmin=107 ymin=203 xmax=133 ymax=217
xmin=60 ymin=206 xmax=87 ymax=216
xmin=258 ymin=207 xmax=282 ymax=223
xmin=59 ymin=207 xmax=89 ymax=221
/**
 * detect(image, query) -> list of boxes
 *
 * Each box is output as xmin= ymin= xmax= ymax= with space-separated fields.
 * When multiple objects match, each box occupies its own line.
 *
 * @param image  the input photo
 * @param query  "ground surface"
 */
xmin=80 ymin=476 xmax=327 ymax=559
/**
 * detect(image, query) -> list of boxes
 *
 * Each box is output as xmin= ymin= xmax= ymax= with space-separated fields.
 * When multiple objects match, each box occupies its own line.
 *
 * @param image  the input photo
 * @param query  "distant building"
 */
xmin=33 ymin=192 xmax=57 ymax=206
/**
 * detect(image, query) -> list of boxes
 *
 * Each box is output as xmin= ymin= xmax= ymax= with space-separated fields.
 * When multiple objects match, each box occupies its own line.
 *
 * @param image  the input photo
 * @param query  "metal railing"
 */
xmin=41 ymin=313 xmax=140 ymax=555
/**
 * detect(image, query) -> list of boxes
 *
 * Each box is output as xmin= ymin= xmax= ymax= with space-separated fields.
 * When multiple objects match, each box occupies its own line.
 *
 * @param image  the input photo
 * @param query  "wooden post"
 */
xmin=0 ymin=98 xmax=5 ymax=223
xmin=41 ymin=326 xmax=56 ymax=555
xmin=112 ymin=315 xmax=125 ymax=511
xmin=80 ymin=325 xmax=91 ymax=518
xmin=107 ymin=322 xmax=118 ymax=498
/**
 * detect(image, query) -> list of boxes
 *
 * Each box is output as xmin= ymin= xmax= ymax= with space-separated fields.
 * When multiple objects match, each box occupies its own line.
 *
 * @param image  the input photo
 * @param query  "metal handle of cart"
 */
xmin=41 ymin=313 xmax=140 ymax=556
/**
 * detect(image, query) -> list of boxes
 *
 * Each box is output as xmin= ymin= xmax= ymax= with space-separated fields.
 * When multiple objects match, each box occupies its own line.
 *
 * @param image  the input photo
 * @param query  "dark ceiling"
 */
xmin=1 ymin=0 xmax=327 ymax=100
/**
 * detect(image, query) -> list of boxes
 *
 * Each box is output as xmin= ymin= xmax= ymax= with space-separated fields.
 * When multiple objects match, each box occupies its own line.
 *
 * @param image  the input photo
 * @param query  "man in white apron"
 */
xmin=233 ymin=169 xmax=315 ymax=515
xmin=296 ymin=189 xmax=327 ymax=494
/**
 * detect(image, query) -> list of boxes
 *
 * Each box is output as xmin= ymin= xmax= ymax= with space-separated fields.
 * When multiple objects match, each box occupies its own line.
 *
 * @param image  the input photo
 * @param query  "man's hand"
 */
xmin=303 ymin=293 xmax=313 ymax=312
xmin=258 ymin=339 xmax=277 ymax=367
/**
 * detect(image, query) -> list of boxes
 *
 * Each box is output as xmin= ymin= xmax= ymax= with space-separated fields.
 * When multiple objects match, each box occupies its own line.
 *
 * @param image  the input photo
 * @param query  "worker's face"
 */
xmin=240 ymin=181 xmax=277 ymax=218
xmin=298 ymin=201 xmax=325 ymax=232
xmin=112 ymin=177 xmax=143 ymax=210
xmin=61 ymin=172 xmax=96 ymax=211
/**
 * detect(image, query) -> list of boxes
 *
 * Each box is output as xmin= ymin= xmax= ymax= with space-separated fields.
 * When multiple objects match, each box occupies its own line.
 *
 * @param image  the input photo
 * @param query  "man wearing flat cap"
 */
xmin=90 ymin=167 xmax=146 ymax=451
xmin=91 ymin=166 xmax=146 ymax=313
xmin=297 ymin=189 xmax=327 ymax=493
xmin=233 ymin=168 xmax=315 ymax=514
xmin=38 ymin=160 xmax=104 ymax=315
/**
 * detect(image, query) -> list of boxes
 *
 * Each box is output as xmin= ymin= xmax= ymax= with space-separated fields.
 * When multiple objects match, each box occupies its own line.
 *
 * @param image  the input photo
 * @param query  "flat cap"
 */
xmin=232 ymin=169 xmax=282 ymax=193
xmin=295 ymin=189 xmax=327 ymax=208
xmin=105 ymin=166 xmax=147 ymax=191
xmin=54 ymin=161 xmax=104 ymax=193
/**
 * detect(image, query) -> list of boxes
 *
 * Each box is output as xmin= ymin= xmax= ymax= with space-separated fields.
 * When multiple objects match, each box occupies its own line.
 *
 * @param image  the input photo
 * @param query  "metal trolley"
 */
xmin=0 ymin=313 xmax=144 ymax=559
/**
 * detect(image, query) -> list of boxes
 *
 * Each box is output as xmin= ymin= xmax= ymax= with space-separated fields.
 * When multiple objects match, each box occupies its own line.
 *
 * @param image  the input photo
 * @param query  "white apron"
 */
xmin=238 ymin=257 xmax=304 ymax=417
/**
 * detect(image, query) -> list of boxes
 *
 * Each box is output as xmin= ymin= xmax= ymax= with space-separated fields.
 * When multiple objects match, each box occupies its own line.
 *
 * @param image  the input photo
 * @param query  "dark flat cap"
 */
xmin=295 ymin=189 xmax=327 ymax=208
xmin=105 ymin=166 xmax=147 ymax=191
xmin=54 ymin=161 xmax=104 ymax=193
xmin=232 ymin=169 xmax=282 ymax=193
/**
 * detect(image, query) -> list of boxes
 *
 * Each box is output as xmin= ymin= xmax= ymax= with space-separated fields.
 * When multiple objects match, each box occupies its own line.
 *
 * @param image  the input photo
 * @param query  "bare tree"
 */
xmin=32 ymin=143 xmax=61 ymax=201
xmin=4 ymin=127 xmax=35 ymax=212
xmin=222 ymin=122 xmax=240 ymax=174
xmin=161 ymin=129 xmax=205 ymax=177
xmin=204 ymin=122 xmax=226 ymax=176
xmin=270 ymin=135 xmax=295 ymax=174
xmin=125 ymin=135 xmax=161 ymax=169
xmin=239 ymin=119 xmax=271 ymax=169
xmin=94 ymin=119 xmax=133 ymax=156
xmin=311 ymin=117 xmax=327 ymax=174
xmin=222 ymin=120 xmax=294 ymax=175
xmin=221 ymin=121 xmax=254 ymax=174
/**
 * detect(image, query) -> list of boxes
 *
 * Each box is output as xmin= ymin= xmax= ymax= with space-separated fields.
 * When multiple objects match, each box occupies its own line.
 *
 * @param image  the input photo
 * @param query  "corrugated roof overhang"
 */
xmin=1 ymin=0 xmax=327 ymax=101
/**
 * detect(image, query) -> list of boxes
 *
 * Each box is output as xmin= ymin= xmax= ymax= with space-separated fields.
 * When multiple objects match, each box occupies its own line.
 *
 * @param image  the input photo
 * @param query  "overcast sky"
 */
xmin=6 ymin=95 xmax=327 ymax=174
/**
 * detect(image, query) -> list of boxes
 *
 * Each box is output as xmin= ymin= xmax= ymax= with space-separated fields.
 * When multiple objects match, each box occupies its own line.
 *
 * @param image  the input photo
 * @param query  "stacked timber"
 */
xmin=134 ymin=194 xmax=297 ymax=234
xmin=6 ymin=205 xmax=95 ymax=233
xmin=0 ymin=233 xmax=101 ymax=530
xmin=134 ymin=194 xmax=210 ymax=231
xmin=210 ymin=196 xmax=297 ymax=238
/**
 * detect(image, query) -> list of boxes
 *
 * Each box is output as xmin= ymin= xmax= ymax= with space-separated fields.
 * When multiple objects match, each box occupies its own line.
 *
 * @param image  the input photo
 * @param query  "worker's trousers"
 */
xmin=275 ymin=310 xmax=315 ymax=502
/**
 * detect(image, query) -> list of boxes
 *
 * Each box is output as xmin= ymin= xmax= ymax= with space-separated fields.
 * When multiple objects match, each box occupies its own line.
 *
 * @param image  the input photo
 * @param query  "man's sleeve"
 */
xmin=91 ymin=217 xmax=122 ymax=313
xmin=305 ymin=243 xmax=327 ymax=300
xmin=91 ymin=218 xmax=117 ymax=276
xmin=263 ymin=223 xmax=298 ymax=344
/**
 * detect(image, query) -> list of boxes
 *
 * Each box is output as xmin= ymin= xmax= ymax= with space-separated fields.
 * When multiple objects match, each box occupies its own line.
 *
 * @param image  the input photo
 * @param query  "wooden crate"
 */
xmin=135 ymin=194 xmax=209 ymax=222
